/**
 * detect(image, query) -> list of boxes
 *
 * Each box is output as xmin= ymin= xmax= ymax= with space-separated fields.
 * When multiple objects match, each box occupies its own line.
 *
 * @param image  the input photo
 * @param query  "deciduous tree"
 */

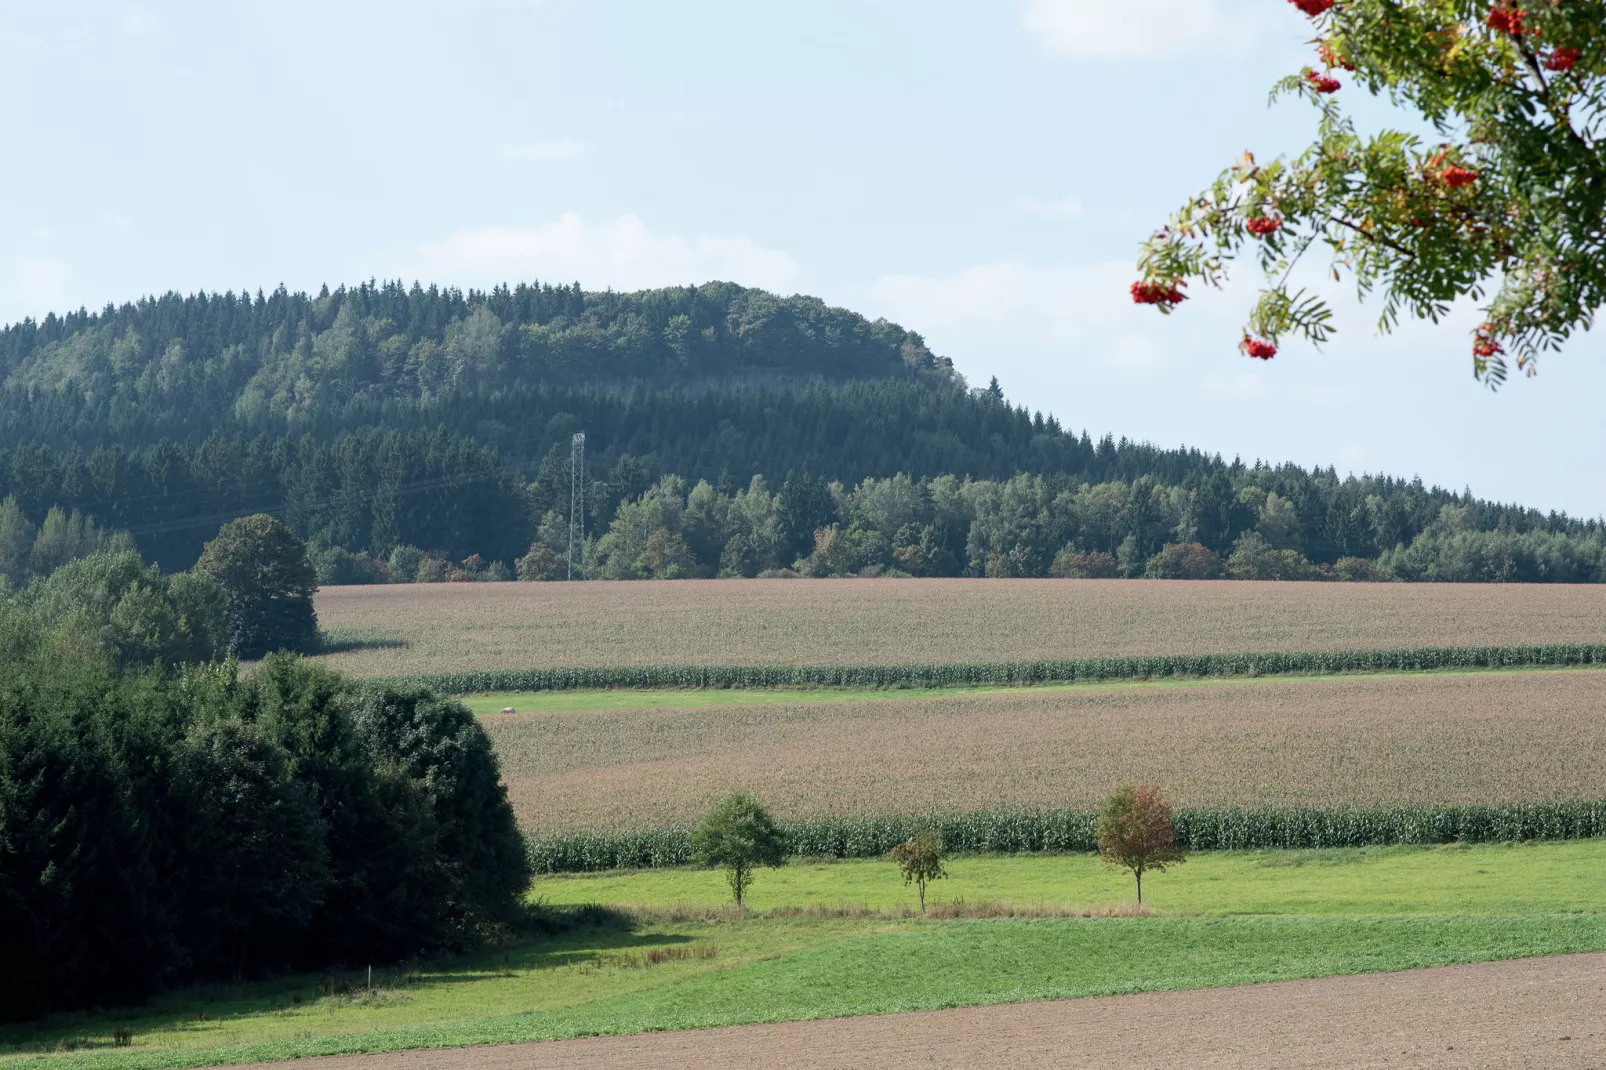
xmin=1095 ymin=784 xmax=1186 ymax=905
xmin=889 ymin=821 xmax=948 ymax=912
xmin=1136 ymin=0 xmax=1606 ymax=385
xmin=196 ymin=514 xmax=318 ymax=658
xmin=690 ymin=793 xmax=789 ymax=907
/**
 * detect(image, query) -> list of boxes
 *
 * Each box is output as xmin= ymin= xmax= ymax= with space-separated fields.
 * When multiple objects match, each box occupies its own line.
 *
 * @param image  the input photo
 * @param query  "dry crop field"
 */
xmin=313 ymin=579 xmax=1606 ymax=678
xmin=483 ymin=669 xmax=1606 ymax=834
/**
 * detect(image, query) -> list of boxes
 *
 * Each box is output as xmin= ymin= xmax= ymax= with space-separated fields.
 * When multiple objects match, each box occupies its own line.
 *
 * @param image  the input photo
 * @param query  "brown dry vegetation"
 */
xmin=484 ymin=670 xmax=1606 ymax=834
xmin=314 ymin=579 xmax=1606 ymax=678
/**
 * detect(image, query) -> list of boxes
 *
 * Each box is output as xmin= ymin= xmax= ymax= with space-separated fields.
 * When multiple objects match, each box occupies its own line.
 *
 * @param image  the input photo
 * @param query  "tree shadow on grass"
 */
xmin=316 ymin=629 xmax=410 ymax=655
xmin=0 ymin=904 xmax=691 ymax=1052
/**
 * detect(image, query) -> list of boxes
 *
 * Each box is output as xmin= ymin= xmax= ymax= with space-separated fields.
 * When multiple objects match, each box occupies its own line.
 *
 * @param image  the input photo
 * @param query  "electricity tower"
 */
xmin=568 ymin=432 xmax=586 ymax=580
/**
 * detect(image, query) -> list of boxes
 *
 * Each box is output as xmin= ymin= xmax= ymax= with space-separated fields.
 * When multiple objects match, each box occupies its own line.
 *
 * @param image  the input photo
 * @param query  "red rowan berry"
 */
xmin=1487 ymin=7 xmax=1525 ymax=36
xmin=1441 ymin=167 xmax=1479 ymax=188
xmin=1243 ymin=339 xmax=1278 ymax=360
xmin=1289 ymin=0 xmax=1334 ymax=15
xmin=1304 ymin=71 xmax=1342 ymax=93
xmin=1246 ymin=216 xmax=1283 ymax=238
xmin=1318 ymin=40 xmax=1355 ymax=71
xmin=1472 ymin=325 xmax=1505 ymax=359
xmin=1546 ymin=48 xmax=1579 ymax=72
xmin=1130 ymin=281 xmax=1187 ymax=306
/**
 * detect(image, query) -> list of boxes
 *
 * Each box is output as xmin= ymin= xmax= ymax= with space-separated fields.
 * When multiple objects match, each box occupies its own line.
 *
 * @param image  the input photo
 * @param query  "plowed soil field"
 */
xmin=486 ymin=668 xmax=1606 ymax=833
xmin=238 ymin=951 xmax=1606 ymax=1070
xmin=312 ymin=578 xmax=1606 ymax=678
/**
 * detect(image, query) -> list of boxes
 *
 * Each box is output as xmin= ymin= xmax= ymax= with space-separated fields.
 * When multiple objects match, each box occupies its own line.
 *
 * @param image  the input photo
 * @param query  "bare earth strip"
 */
xmin=313 ymin=578 xmax=1606 ymax=678
xmin=488 ymin=669 xmax=1606 ymax=832
xmin=246 ymin=952 xmax=1606 ymax=1070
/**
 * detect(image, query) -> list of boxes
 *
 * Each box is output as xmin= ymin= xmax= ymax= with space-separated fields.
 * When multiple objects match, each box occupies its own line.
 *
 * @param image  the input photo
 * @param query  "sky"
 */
xmin=3 ymin=0 xmax=1604 ymax=517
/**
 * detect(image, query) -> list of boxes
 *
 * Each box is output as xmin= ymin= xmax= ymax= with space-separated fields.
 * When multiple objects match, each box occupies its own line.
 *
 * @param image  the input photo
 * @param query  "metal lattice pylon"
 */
xmin=568 ymin=432 xmax=586 ymax=580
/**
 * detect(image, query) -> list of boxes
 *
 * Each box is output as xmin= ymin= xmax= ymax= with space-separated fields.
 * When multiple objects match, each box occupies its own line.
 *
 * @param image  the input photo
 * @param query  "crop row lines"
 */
xmin=379 ymin=643 xmax=1606 ymax=695
xmin=526 ymin=800 xmax=1606 ymax=873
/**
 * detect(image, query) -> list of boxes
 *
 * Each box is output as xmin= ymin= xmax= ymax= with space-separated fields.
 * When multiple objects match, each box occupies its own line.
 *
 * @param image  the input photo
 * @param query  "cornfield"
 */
xmin=526 ymin=800 xmax=1606 ymax=873
xmin=488 ymin=670 xmax=1606 ymax=834
xmin=389 ymin=643 xmax=1606 ymax=695
xmin=313 ymin=578 xmax=1606 ymax=679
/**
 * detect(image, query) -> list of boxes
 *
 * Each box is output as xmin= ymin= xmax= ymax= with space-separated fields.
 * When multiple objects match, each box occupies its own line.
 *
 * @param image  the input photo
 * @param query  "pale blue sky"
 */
xmin=4 ymin=1 xmax=1603 ymax=516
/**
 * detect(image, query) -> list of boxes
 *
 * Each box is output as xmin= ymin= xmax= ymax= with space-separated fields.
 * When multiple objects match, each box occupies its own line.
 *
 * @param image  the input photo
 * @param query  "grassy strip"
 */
xmin=527 ymin=800 xmax=1606 ymax=873
xmin=12 ymin=915 xmax=1605 ymax=1070
xmin=462 ymin=663 xmax=1602 ymax=716
xmin=376 ymin=642 xmax=1606 ymax=695
xmin=529 ymin=841 xmax=1606 ymax=917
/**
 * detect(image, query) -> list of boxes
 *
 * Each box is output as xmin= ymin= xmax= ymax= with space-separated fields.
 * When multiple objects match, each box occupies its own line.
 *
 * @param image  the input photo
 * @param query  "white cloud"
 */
xmin=1016 ymin=195 xmax=1083 ymax=218
xmin=499 ymin=138 xmax=592 ymax=161
xmin=413 ymin=213 xmax=803 ymax=293
xmin=1021 ymin=0 xmax=1253 ymax=60
xmin=11 ymin=258 xmax=70 ymax=312
xmin=1206 ymin=371 xmax=1268 ymax=398
xmin=870 ymin=259 xmax=1139 ymax=345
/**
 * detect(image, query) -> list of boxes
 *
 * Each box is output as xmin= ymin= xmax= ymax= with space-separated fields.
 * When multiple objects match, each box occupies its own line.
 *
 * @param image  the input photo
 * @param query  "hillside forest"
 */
xmin=1 ymin=280 xmax=1602 ymax=584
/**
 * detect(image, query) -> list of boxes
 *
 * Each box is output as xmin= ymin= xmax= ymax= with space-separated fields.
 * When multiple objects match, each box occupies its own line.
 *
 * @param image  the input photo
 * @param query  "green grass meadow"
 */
xmin=7 ymin=841 xmax=1604 ymax=1070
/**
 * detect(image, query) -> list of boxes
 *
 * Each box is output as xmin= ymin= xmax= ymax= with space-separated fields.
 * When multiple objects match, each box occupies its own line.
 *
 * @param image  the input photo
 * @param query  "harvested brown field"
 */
xmin=242 ymin=951 xmax=1606 ymax=1070
xmin=313 ymin=578 xmax=1606 ymax=678
xmin=485 ymin=668 xmax=1606 ymax=834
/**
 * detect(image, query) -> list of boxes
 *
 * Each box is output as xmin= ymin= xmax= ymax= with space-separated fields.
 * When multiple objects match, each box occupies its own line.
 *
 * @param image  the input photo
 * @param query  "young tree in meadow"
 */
xmin=889 ymin=820 xmax=948 ymax=912
xmin=690 ymin=793 xmax=789 ymax=907
xmin=1134 ymin=0 xmax=1606 ymax=385
xmin=1095 ymin=784 xmax=1186 ymax=906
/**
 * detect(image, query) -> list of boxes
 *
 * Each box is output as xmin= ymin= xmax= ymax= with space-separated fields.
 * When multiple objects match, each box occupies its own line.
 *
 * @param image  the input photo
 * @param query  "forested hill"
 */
xmin=0 ymin=280 xmax=951 ymax=445
xmin=0 ymin=279 xmax=1599 ymax=582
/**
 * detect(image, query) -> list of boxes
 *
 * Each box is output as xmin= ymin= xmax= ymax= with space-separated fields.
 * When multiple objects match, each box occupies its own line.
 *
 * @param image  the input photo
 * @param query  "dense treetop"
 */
xmin=0 ymin=280 xmax=949 ymax=445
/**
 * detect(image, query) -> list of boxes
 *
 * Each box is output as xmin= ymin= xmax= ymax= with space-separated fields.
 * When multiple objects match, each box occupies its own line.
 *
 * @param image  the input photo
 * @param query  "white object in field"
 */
xmin=502 ymin=706 xmax=516 ymax=715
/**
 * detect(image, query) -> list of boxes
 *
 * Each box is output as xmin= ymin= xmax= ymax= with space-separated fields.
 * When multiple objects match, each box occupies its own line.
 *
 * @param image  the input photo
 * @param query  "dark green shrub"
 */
xmin=349 ymin=687 xmax=531 ymax=932
xmin=0 ymin=640 xmax=526 ymax=1020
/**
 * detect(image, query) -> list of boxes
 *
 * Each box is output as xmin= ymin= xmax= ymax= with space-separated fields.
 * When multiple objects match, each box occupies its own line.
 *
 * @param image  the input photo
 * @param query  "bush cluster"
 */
xmin=383 ymin=642 xmax=1606 ymax=696
xmin=526 ymin=800 xmax=1606 ymax=874
xmin=0 ymin=649 xmax=528 ymax=1021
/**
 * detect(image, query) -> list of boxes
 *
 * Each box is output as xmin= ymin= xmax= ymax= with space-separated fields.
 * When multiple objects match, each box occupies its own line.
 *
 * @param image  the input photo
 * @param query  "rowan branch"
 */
xmin=1328 ymin=215 xmax=1415 ymax=258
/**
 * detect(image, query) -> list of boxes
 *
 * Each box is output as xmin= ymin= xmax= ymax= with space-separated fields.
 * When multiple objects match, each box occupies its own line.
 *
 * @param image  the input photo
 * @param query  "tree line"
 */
xmin=0 ymin=407 xmax=1596 ymax=581
xmin=0 ymin=517 xmax=527 ymax=1020
xmin=0 ymin=280 xmax=1597 ymax=580
xmin=520 ymin=470 xmax=1606 ymax=584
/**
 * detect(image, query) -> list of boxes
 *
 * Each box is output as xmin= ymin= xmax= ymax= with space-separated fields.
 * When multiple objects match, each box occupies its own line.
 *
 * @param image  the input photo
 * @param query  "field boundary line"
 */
xmin=526 ymin=799 xmax=1606 ymax=873
xmin=369 ymin=643 xmax=1606 ymax=695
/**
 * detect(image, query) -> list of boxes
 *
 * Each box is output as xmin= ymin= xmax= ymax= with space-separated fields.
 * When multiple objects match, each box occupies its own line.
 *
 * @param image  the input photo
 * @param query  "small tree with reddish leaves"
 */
xmin=1136 ymin=0 xmax=1606 ymax=386
xmin=888 ymin=821 xmax=948 ymax=912
xmin=1095 ymin=785 xmax=1186 ymax=905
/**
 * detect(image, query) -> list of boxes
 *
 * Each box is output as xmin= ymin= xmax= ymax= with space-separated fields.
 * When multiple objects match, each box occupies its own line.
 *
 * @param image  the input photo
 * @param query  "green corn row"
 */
xmin=526 ymin=800 xmax=1606 ymax=873
xmin=381 ymin=643 xmax=1606 ymax=696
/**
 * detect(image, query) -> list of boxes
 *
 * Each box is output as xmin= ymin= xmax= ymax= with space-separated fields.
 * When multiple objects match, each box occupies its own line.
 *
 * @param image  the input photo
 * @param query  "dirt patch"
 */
xmin=242 ymin=952 xmax=1606 ymax=1069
